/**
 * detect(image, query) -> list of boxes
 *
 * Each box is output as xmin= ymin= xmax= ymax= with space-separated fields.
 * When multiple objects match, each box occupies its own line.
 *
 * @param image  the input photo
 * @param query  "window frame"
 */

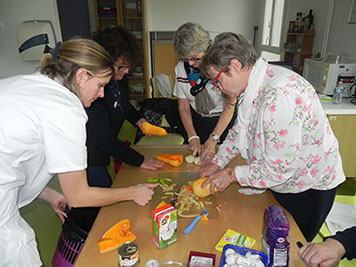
xmin=260 ymin=0 xmax=287 ymax=55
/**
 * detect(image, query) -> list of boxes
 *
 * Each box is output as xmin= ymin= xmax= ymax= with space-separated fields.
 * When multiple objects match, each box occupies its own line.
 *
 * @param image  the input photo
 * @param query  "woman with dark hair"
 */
xmin=67 ymin=26 xmax=164 ymax=234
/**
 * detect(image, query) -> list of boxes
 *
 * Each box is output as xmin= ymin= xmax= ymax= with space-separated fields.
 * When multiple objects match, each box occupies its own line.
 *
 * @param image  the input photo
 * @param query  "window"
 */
xmin=261 ymin=0 xmax=285 ymax=60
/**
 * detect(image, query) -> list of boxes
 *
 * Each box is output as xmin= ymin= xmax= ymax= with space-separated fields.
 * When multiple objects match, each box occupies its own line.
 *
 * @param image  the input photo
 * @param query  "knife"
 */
xmin=170 ymin=183 xmax=182 ymax=207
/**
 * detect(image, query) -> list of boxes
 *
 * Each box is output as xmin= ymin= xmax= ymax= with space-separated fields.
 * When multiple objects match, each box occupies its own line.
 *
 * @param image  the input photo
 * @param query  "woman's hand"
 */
xmin=189 ymin=138 xmax=201 ymax=156
xmin=137 ymin=118 xmax=152 ymax=136
xmin=50 ymin=193 xmax=68 ymax=223
xmin=202 ymin=168 xmax=236 ymax=195
xmin=39 ymin=187 xmax=68 ymax=223
xmin=200 ymin=139 xmax=216 ymax=165
xmin=200 ymin=162 xmax=220 ymax=178
xmin=131 ymin=183 xmax=159 ymax=206
xmin=299 ymin=238 xmax=346 ymax=267
xmin=140 ymin=156 xmax=165 ymax=171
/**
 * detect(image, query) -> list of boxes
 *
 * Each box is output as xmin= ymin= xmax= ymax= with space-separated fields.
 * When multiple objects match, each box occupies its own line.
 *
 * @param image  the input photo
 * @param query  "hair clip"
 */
xmin=43 ymin=42 xmax=62 ymax=60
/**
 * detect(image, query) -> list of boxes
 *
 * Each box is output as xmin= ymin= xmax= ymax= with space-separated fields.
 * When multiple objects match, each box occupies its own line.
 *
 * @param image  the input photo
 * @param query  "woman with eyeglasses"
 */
xmin=199 ymin=32 xmax=345 ymax=243
xmin=66 ymin=26 xmax=164 ymax=236
xmin=0 ymin=38 xmax=158 ymax=266
xmin=173 ymin=22 xmax=237 ymax=164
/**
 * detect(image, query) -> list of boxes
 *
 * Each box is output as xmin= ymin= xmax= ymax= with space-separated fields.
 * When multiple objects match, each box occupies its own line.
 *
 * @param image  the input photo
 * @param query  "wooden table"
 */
xmin=75 ymin=145 xmax=306 ymax=266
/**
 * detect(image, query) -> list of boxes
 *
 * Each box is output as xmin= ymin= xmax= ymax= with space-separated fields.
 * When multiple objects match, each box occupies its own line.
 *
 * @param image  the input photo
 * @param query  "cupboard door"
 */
xmin=328 ymin=115 xmax=356 ymax=177
xmin=94 ymin=0 xmax=148 ymax=100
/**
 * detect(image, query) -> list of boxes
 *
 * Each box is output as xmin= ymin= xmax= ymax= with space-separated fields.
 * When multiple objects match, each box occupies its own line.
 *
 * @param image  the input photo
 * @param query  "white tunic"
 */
xmin=0 ymin=73 xmax=88 ymax=266
xmin=173 ymin=61 xmax=224 ymax=114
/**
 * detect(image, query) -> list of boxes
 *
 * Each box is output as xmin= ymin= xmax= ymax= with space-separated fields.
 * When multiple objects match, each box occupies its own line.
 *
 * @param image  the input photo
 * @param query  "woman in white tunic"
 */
xmin=0 ymin=38 xmax=157 ymax=266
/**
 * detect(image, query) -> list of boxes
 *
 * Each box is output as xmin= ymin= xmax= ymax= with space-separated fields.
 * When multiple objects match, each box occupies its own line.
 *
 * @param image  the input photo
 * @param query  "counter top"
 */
xmin=321 ymin=98 xmax=356 ymax=115
xmin=75 ymin=145 xmax=306 ymax=267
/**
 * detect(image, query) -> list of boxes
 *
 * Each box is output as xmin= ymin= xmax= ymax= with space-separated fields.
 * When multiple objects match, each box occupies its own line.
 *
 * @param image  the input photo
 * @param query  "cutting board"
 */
xmin=150 ymin=172 xmax=219 ymax=219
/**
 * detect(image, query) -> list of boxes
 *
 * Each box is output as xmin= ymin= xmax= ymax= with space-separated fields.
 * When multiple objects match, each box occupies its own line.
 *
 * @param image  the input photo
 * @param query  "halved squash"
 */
xmin=156 ymin=154 xmax=183 ymax=167
xmin=192 ymin=177 xmax=218 ymax=198
xmin=96 ymin=238 xmax=121 ymax=254
xmin=97 ymin=219 xmax=136 ymax=254
xmin=141 ymin=122 xmax=167 ymax=136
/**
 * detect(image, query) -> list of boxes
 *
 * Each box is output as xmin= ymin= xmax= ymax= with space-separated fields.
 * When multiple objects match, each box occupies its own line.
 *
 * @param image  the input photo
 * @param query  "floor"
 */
xmin=20 ymin=177 xmax=63 ymax=267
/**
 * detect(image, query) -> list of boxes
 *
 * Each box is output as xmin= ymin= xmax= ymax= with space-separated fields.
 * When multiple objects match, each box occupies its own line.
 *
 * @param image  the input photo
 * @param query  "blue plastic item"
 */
xmin=184 ymin=208 xmax=209 ymax=234
xmin=219 ymin=244 xmax=268 ymax=267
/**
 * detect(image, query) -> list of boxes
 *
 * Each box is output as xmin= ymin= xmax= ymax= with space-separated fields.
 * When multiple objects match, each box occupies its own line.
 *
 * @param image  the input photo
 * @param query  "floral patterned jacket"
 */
xmin=213 ymin=60 xmax=345 ymax=193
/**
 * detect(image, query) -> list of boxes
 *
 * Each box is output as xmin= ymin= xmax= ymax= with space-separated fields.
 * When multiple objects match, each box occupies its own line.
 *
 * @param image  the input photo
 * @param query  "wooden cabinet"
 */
xmin=327 ymin=115 xmax=356 ymax=177
xmin=150 ymin=31 xmax=178 ymax=84
xmin=284 ymin=30 xmax=315 ymax=74
xmin=93 ymin=0 xmax=149 ymax=101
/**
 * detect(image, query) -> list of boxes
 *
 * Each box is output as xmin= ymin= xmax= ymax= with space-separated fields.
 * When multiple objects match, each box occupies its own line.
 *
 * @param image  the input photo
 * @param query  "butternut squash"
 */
xmin=192 ymin=177 xmax=218 ymax=198
xmin=97 ymin=219 xmax=136 ymax=254
xmin=156 ymin=154 xmax=183 ymax=167
xmin=140 ymin=122 xmax=167 ymax=136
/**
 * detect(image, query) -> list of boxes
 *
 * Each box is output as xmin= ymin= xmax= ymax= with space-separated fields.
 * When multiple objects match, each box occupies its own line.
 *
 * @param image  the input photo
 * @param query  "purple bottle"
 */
xmin=262 ymin=205 xmax=290 ymax=267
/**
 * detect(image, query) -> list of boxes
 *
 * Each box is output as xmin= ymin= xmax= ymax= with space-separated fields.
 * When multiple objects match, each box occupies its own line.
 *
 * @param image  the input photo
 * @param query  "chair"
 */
xmin=150 ymin=73 xmax=173 ymax=98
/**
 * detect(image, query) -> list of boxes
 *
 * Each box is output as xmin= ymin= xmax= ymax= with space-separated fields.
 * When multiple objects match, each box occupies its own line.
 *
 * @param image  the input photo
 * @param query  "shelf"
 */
xmin=123 ymin=16 xmax=142 ymax=20
xmin=98 ymin=16 xmax=117 ymax=19
xmin=284 ymin=30 xmax=315 ymax=76
xmin=286 ymin=30 xmax=315 ymax=36
xmin=284 ymin=50 xmax=312 ymax=56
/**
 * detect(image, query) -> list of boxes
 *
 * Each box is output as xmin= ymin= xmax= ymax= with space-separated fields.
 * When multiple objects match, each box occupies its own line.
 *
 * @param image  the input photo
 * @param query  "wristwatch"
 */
xmin=210 ymin=133 xmax=220 ymax=142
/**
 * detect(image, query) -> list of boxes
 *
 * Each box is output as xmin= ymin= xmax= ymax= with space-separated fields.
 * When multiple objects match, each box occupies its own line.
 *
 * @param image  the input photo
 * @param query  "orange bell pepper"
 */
xmin=140 ymin=122 xmax=167 ymax=136
xmin=156 ymin=154 xmax=183 ymax=167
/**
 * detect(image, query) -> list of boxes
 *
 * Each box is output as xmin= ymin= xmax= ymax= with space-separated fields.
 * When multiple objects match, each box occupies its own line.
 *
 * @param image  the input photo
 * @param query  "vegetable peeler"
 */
xmin=184 ymin=208 xmax=209 ymax=234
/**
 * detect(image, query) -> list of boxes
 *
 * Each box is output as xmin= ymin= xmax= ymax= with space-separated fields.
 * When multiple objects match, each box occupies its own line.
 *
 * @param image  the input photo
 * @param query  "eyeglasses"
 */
xmin=212 ymin=66 xmax=225 ymax=86
xmin=179 ymin=57 xmax=201 ymax=63
xmin=114 ymin=63 xmax=130 ymax=72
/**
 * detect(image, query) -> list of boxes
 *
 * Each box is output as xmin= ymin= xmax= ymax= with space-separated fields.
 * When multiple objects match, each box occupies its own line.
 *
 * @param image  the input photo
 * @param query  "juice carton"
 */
xmin=215 ymin=229 xmax=256 ymax=252
xmin=151 ymin=204 xmax=177 ymax=249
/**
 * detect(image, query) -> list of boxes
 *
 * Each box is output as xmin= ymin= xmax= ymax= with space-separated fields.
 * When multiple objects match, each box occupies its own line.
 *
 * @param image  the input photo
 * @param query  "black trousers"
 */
xmin=187 ymin=106 xmax=237 ymax=144
xmin=68 ymin=166 xmax=112 ymax=232
xmin=272 ymin=187 xmax=337 ymax=242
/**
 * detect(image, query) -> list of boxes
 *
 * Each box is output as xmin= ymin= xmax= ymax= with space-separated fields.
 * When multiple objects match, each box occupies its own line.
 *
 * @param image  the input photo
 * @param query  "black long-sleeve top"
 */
xmin=329 ymin=226 xmax=356 ymax=260
xmin=86 ymin=77 xmax=144 ymax=167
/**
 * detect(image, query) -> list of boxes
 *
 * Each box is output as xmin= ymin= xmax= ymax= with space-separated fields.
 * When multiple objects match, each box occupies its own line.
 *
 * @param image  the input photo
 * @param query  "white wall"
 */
xmin=146 ymin=0 xmax=262 ymax=42
xmin=0 ymin=0 xmax=62 ymax=79
xmin=327 ymin=0 xmax=356 ymax=59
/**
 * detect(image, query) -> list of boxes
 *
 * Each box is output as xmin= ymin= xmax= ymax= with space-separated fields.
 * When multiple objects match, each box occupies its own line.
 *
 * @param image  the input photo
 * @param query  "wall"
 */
xmin=0 ymin=0 xmax=62 ymax=79
xmin=146 ymin=0 xmax=262 ymax=42
xmin=327 ymin=0 xmax=356 ymax=59
xmin=285 ymin=0 xmax=356 ymax=60
xmin=145 ymin=0 xmax=263 ymax=79
xmin=284 ymin=0 xmax=331 ymax=57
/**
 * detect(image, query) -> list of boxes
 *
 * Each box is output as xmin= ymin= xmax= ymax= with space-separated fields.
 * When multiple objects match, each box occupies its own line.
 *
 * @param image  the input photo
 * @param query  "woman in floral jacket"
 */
xmin=199 ymin=32 xmax=345 ymax=242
